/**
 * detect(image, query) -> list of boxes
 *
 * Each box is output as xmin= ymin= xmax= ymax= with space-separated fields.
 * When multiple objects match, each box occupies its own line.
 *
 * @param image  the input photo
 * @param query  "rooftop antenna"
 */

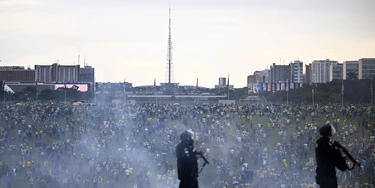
xmin=84 ymin=56 xmax=87 ymax=67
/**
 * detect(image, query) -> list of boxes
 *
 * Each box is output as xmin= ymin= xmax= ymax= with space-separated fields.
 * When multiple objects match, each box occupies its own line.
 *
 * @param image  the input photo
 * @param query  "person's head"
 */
xmin=180 ymin=130 xmax=194 ymax=146
xmin=319 ymin=123 xmax=336 ymax=138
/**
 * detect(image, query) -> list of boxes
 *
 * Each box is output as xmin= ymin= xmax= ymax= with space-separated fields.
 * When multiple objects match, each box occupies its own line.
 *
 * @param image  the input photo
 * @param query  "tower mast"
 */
xmin=166 ymin=7 xmax=173 ymax=84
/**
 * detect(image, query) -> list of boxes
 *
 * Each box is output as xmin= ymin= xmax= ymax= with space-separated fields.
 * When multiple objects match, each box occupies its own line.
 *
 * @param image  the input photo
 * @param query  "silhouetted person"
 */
xmin=315 ymin=123 xmax=345 ymax=188
xmin=176 ymin=130 xmax=199 ymax=188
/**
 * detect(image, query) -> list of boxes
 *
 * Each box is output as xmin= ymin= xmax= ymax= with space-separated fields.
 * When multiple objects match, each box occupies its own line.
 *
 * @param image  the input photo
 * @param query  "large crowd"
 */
xmin=0 ymin=101 xmax=374 ymax=188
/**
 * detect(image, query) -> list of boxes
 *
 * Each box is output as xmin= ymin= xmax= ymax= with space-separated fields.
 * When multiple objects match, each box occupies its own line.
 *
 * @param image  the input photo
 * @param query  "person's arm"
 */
xmin=320 ymin=140 xmax=340 ymax=162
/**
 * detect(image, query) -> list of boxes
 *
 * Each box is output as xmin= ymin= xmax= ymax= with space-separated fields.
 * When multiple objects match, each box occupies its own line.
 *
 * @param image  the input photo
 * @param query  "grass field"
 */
xmin=0 ymin=105 xmax=373 ymax=188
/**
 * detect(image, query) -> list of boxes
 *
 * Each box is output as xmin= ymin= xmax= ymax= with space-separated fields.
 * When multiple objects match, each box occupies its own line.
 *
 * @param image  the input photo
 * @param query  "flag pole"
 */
xmin=3 ymin=81 xmax=5 ymax=102
xmin=64 ymin=84 xmax=67 ymax=103
xmin=63 ymin=80 xmax=67 ymax=103
xmin=36 ymin=82 xmax=38 ymax=102
xmin=2 ymin=79 xmax=6 ymax=102
xmin=286 ymin=79 xmax=289 ymax=107
xmin=341 ymin=79 xmax=344 ymax=108
xmin=312 ymin=82 xmax=314 ymax=107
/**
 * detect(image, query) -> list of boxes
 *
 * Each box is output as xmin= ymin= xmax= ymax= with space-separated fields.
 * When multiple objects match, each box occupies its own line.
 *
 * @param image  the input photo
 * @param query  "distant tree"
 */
xmin=12 ymin=86 xmax=37 ymax=101
xmin=82 ymin=91 xmax=94 ymax=102
xmin=256 ymin=79 xmax=374 ymax=105
xmin=65 ymin=88 xmax=81 ymax=101
xmin=347 ymin=72 xmax=358 ymax=80
xmin=39 ymin=89 xmax=56 ymax=101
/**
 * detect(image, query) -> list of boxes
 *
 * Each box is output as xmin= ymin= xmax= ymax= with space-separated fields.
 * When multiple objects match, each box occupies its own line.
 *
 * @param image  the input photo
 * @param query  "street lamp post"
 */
xmin=64 ymin=89 xmax=67 ymax=103
xmin=36 ymin=87 xmax=38 ymax=102
xmin=287 ymin=89 xmax=289 ymax=107
xmin=286 ymin=79 xmax=289 ymax=107
xmin=3 ymin=80 xmax=5 ymax=102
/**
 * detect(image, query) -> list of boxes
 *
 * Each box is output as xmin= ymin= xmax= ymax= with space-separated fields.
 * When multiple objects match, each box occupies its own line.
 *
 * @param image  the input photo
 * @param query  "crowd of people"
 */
xmin=0 ymin=101 xmax=374 ymax=188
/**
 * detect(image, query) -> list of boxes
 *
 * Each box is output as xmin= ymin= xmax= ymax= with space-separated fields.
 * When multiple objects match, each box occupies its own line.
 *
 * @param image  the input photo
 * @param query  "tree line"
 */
xmin=214 ymin=79 xmax=374 ymax=105
xmin=0 ymin=86 xmax=94 ymax=102
xmin=0 ymin=79 xmax=373 ymax=104
xmin=258 ymin=79 xmax=373 ymax=105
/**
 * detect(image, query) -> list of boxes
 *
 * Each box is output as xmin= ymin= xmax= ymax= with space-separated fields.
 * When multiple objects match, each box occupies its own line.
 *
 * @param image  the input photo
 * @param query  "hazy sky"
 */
xmin=1 ymin=0 xmax=375 ymax=87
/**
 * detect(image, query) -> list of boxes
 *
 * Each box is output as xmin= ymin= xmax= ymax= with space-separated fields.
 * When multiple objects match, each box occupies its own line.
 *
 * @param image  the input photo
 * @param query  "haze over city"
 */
xmin=1 ymin=0 xmax=375 ymax=87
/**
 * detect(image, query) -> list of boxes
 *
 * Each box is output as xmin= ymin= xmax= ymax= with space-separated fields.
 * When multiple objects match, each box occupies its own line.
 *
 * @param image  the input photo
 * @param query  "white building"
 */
xmin=218 ymin=77 xmax=226 ymax=86
xmin=215 ymin=77 xmax=230 ymax=89
xmin=312 ymin=59 xmax=338 ymax=83
xmin=35 ymin=65 xmax=52 ymax=83
xmin=35 ymin=63 xmax=80 ymax=83
xmin=254 ymin=70 xmax=269 ymax=83
xmin=359 ymin=58 xmax=375 ymax=79
xmin=290 ymin=60 xmax=303 ymax=83
xmin=330 ymin=63 xmax=343 ymax=81
xmin=56 ymin=65 xmax=80 ymax=83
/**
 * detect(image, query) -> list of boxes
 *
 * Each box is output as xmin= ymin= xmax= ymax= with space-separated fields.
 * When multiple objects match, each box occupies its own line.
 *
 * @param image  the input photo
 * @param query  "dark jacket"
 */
xmin=176 ymin=141 xmax=198 ymax=180
xmin=315 ymin=136 xmax=341 ymax=186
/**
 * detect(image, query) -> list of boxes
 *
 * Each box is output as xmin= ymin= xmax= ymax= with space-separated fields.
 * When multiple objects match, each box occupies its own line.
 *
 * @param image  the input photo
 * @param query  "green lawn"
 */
xmin=0 ymin=108 xmax=373 ymax=188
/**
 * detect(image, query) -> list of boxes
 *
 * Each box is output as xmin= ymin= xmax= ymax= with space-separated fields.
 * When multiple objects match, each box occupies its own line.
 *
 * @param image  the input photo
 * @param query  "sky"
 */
xmin=1 ymin=0 xmax=375 ymax=88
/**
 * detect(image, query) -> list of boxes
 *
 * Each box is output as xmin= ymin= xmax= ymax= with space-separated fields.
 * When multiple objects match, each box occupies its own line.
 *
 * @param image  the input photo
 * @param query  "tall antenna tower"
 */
xmin=160 ymin=7 xmax=179 ymax=94
xmin=165 ymin=7 xmax=174 ymax=84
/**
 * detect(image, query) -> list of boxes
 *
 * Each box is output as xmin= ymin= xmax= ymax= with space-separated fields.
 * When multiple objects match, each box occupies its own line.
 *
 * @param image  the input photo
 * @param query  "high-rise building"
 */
xmin=358 ymin=58 xmax=375 ymax=79
xmin=305 ymin=64 xmax=312 ymax=84
xmin=55 ymin=64 xmax=80 ymax=83
xmin=330 ymin=63 xmax=343 ymax=81
xmin=35 ymin=65 xmax=52 ymax=83
xmin=35 ymin=63 xmax=81 ymax=83
xmin=247 ymin=75 xmax=257 ymax=93
xmin=254 ymin=70 xmax=269 ymax=83
xmin=270 ymin=63 xmax=290 ymax=83
xmin=247 ymin=75 xmax=257 ymax=85
xmin=343 ymin=61 xmax=359 ymax=80
xmin=79 ymin=66 xmax=95 ymax=89
xmin=218 ymin=77 xmax=226 ymax=86
xmin=311 ymin=59 xmax=338 ymax=83
xmin=290 ymin=60 xmax=303 ymax=83
xmin=215 ymin=76 xmax=233 ymax=89
xmin=0 ymin=66 xmax=35 ymax=83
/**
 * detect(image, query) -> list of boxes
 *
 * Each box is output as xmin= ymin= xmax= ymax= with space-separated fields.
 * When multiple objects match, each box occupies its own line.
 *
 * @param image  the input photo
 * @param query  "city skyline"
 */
xmin=1 ymin=0 xmax=375 ymax=87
